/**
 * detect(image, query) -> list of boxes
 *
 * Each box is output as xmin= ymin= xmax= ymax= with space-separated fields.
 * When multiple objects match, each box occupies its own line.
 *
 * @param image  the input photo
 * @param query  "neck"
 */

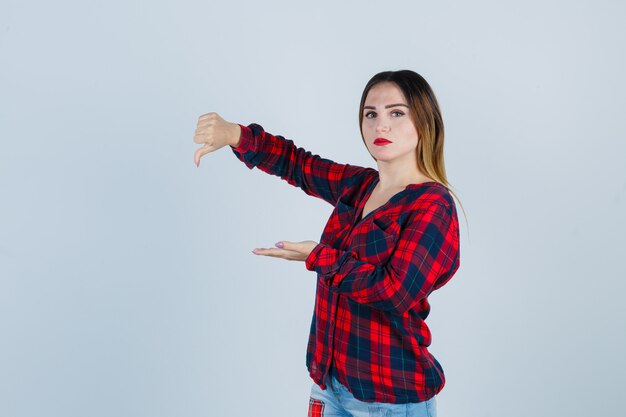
xmin=375 ymin=160 xmax=431 ymax=191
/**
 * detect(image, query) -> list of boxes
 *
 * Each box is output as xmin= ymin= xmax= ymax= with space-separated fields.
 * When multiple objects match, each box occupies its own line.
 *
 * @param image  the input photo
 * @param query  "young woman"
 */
xmin=193 ymin=70 xmax=462 ymax=417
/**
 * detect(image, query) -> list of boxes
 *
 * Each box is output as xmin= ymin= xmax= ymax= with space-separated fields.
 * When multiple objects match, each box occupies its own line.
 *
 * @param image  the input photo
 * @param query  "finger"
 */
xmin=252 ymin=247 xmax=284 ymax=256
xmin=193 ymin=132 xmax=207 ymax=144
xmin=275 ymin=241 xmax=302 ymax=251
xmin=252 ymin=247 xmax=299 ymax=259
xmin=194 ymin=125 xmax=211 ymax=142
xmin=194 ymin=123 xmax=207 ymax=133
xmin=198 ymin=113 xmax=214 ymax=121
xmin=195 ymin=120 xmax=210 ymax=129
xmin=194 ymin=144 xmax=211 ymax=166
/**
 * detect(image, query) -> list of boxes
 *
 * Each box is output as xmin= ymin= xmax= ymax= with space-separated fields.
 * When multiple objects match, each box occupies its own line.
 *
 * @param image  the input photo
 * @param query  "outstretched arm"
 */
xmin=229 ymin=123 xmax=368 ymax=206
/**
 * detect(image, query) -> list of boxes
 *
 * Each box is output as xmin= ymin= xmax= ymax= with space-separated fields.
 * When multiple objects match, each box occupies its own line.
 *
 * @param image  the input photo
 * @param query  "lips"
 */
xmin=373 ymin=137 xmax=392 ymax=146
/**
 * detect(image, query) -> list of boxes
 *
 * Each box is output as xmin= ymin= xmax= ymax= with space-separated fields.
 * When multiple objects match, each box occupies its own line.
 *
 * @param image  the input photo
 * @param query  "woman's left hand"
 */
xmin=252 ymin=240 xmax=319 ymax=262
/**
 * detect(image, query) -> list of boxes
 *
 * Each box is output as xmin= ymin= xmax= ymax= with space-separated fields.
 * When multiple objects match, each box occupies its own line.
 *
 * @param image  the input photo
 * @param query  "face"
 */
xmin=361 ymin=82 xmax=419 ymax=164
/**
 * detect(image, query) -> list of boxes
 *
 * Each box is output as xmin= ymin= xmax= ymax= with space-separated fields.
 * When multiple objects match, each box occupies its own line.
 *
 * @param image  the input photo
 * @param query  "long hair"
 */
xmin=358 ymin=70 xmax=468 ymax=229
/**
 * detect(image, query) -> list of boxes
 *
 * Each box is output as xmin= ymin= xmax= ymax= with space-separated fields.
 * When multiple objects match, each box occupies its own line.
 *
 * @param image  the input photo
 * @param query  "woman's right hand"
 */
xmin=193 ymin=112 xmax=242 ymax=167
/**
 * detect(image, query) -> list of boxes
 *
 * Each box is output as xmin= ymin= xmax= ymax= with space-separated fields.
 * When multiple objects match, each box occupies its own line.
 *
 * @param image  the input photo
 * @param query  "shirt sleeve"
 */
xmin=304 ymin=202 xmax=460 ymax=314
xmin=230 ymin=123 xmax=368 ymax=206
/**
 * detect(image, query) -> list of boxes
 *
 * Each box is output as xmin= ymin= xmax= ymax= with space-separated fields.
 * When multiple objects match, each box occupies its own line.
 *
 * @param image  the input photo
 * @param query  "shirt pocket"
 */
xmin=351 ymin=214 xmax=400 ymax=266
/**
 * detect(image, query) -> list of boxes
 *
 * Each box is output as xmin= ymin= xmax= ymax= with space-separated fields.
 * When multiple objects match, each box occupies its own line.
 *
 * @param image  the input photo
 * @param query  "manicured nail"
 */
xmin=252 ymin=249 xmax=258 ymax=254
xmin=275 ymin=242 xmax=284 ymax=248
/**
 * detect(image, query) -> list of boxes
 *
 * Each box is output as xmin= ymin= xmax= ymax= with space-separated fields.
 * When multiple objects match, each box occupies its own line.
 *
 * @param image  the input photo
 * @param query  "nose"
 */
xmin=376 ymin=121 xmax=390 ymax=133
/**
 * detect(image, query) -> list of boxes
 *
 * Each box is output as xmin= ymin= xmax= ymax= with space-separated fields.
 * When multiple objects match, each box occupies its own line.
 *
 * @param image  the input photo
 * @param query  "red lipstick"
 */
xmin=373 ymin=137 xmax=392 ymax=146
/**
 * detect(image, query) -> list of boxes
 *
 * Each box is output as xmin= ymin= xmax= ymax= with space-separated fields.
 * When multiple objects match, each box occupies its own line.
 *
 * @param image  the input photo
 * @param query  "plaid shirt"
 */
xmin=230 ymin=123 xmax=461 ymax=403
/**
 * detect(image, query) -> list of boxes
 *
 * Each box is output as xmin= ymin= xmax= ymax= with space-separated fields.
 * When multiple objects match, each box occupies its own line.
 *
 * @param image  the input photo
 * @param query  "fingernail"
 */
xmin=252 ymin=249 xmax=258 ymax=254
xmin=275 ymin=242 xmax=283 ymax=248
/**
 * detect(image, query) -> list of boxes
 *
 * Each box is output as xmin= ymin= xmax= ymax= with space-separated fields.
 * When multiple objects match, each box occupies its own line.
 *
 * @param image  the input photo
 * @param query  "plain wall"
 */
xmin=1 ymin=0 xmax=625 ymax=416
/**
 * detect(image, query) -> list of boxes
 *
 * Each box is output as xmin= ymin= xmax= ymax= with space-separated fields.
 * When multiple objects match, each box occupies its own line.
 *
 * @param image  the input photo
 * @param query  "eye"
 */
xmin=365 ymin=111 xmax=376 ymax=119
xmin=391 ymin=110 xmax=404 ymax=117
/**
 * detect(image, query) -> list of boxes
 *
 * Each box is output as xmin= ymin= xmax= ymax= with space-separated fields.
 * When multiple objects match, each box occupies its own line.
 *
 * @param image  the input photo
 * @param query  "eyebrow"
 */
xmin=363 ymin=103 xmax=409 ymax=110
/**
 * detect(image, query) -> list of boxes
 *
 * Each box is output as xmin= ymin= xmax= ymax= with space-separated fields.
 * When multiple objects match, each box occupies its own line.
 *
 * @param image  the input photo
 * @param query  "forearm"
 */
xmin=305 ymin=202 xmax=460 ymax=313
xmin=229 ymin=123 xmax=365 ymax=206
xmin=306 ymin=243 xmax=418 ymax=313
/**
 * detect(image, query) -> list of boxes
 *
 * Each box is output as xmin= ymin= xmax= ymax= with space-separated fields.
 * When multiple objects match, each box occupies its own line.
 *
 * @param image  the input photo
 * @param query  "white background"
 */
xmin=1 ymin=0 xmax=625 ymax=416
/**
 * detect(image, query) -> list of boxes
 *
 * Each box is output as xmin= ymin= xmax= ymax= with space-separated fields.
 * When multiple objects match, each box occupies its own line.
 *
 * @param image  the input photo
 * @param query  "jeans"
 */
xmin=308 ymin=374 xmax=437 ymax=417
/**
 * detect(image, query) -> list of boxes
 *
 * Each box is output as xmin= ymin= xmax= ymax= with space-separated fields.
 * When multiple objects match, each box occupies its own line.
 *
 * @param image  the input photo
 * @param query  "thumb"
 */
xmin=194 ymin=144 xmax=211 ymax=167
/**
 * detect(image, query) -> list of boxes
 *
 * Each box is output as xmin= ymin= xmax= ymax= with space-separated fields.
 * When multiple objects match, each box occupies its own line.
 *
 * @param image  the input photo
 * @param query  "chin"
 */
xmin=372 ymin=154 xmax=396 ymax=163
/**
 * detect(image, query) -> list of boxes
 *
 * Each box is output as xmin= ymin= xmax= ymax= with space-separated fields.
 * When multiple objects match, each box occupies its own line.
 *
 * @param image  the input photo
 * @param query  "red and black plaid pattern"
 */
xmin=308 ymin=398 xmax=325 ymax=417
xmin=231 ymin=123 xmax=460 ymax=404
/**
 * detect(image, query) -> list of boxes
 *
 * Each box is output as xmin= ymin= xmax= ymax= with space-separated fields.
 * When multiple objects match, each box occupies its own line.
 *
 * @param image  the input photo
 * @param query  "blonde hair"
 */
xmin=358 ymin=70 xmax=468 ymax=232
